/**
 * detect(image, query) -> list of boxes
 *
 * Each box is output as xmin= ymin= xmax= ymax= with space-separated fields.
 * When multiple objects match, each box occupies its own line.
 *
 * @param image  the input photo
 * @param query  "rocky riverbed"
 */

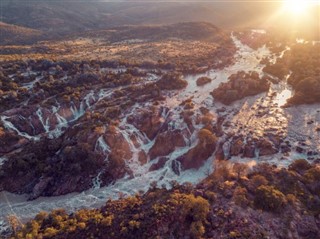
xmin=0 ymin=32 xmax=319 ymax=234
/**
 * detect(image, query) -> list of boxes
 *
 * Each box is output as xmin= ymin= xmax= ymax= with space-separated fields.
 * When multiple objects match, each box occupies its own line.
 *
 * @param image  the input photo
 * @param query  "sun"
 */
xmin=283 ymin=0 xmax=312 ymax=14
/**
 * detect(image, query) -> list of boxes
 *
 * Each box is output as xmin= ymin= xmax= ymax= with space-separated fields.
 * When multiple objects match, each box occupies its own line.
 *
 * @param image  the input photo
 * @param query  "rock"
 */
xmin=128 ymin=106 xmax=167 ymax=140
xmin=105 ymin=132 xmax=132 ymax=161
xmin=138 ymin=150 xmax=148 ymax=165
xmin=149 ymin=157 xmax=168 ymax=171
xmin=230 ymin=138 xmax=244 ymax=156
xmin=258 ymin=138 xmax=278 ymax=156
xmin=171 ymin=160 xmax=181 ymax=175
xmin=0 ymin=132 xmax=25 ymax=155
xmin=30 ymin=177 xmax=52 ymax=199
xmin=215 ymin=143 xmax=226 ymax=160
xmin=265 ymin=133 xmax=282 ymax=148
xmin=177 ymin=129 xmax=217 ymax=170
xmin=296 ymin=146 xmax=304 ymax=154
xmin=243 ymin=143 xmax=256 ymax=158
xmin=297 ymin=216 xmax=319 ymax=239
xmin=211 ymin=71 xmax=270 ymax=105
xmin=149 ymin=130 xmax=186 ymax=160
xmin=280 ymin=145 xmax=291 ymax=154
xmin=52 ymin=176 xmax=85 ymax=196
xmin=196 ymin=76 xmax=212 ymax=86
xmin=156 ymin=72 xmax=187 ymax=90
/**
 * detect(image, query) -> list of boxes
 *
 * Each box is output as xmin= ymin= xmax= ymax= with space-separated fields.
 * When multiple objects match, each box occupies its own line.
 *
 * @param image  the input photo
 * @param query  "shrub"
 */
xmin=198 ymin=128 xmax=217 ymax=146
xmin=204 ymin=191 xmax=217 ymax=203
xmin=43 ymin=227 xmax=58 ymax=237
xmin=232 ymin=163 xmax=249 ymax=179
xmin=212 ymin=160 xmax=232 ymax=182
xmin=101 ymin=215 xmax=114 ymax=227
xmin=233 ymin=186 xmax=250 ymax=208
xmin=286 ymin=194 xmax=297 ymax=205
xmin=169 ymin=193 xmax=210 ymax=238
xmin=304 ymin=167 xmax=320 ymax=182
xmin=250 ymin=175 xmax=268 ymax=191
xmin=254 ymin=185 xmax=287 ymax=212
xmin=289 ymin=159 xmax=311 ymax=173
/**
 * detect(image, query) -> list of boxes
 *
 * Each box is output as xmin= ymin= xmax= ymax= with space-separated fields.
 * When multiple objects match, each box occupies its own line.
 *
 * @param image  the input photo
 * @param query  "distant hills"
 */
xmin=0 ymin=1 xmax=280 ymax=32
xmin=0 ymin=0 xmax=319 ymax=44
xmin=0 ymin=22 xmax=43 ymax=44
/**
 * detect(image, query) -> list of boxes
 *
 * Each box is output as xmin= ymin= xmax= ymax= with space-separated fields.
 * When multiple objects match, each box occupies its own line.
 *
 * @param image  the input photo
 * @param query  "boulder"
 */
xmin=149 ymin=157 xmax=168 ymax=171
xmin=177 ymin=129 xmax=217 ymax=170
xmin=196 ymin=76 xmax=212 ymax=86
xmin=127 ymin=107 xmax=167 ymax=140
xmin=149 ymin=130 xmax=186 ymax=160
xmin=30 ymin=177 xmax=53 ymax=199
xmin=297 ymin=216 xmax=319 ymax=239
xmin=243 ymin=143 xmax=256 ymax=158
xmin=230 ymin=138 xmax=244 ymax=156
xmin=258 ymin=138 xmax=278 ymax=156
xmin=156 ymin=72 xmax=187 ymax=90
xmin=138 ymin=150 xmax=148 ymax=165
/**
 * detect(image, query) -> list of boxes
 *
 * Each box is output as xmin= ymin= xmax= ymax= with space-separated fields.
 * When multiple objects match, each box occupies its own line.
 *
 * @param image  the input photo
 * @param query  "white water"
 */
xmin=1 ymin=116 xmax=40 ymax=141
xmin=22 ymin=76 xmax=44 ymax=90
xmin=0 ymin=157 xmax=7 ymax=166
xmin=165 ymin=34 xmax=271 ymax=109
xmin=1 ymin=34 xmax=319 ymax=233
xmin=0 ymin=89 xmax=115 ymax=140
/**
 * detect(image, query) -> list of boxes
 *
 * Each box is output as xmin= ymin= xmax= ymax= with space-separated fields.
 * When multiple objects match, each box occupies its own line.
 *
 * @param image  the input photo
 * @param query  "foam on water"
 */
xmin=0 ymin=157 xmax=7 ymax=166
xmin=22 ymin=76 xmax=44 ymax=90
xmin=0 ymin=116 xmax=40 ymax=141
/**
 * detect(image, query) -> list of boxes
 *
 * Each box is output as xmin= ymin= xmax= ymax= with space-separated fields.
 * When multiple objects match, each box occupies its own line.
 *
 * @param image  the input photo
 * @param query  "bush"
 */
xmin=212 ymin=160 xmax=232 ymax=182
xmin=289 ymin=159 xmax=311 ymax=173
xmin=286 ymin=194 xmax=297 ymax=205
xmin=204 ymin=191 xmax=217 ymax=203
xmin=233 ymin=186 xmax=250 ymax=208
xmin=304 ymin=167 xmax=320 ymax=182
xmin=198 ymin=128 xmax=217 ymax=146
xmin=232 ymin=163 xmax=249 ymax=179
xmin=250 ymin=175 xmax=268 ymax=191
xmin=254 ymin=185 xmax=287 ymax=212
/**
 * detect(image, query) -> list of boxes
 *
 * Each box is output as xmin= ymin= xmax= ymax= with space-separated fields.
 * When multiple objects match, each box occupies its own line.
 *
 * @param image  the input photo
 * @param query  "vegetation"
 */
xmin=263 ymin=43 xmax=320 ymax=105
xmin=211 ymin=71 xmax=270 ymax=105
xmin=9 ymin=160 xmax=320 ymax=239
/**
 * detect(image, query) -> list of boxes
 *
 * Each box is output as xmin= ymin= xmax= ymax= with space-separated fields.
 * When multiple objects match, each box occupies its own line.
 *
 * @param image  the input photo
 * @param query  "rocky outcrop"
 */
xmin=196 ymin=76 xmax=212 ymax=86
xmin=230 ymin=138 xmax=244 ymax=156
xmin=211 ymin=71 xmax=270 ymax=105
xmin=243 ymin=142 xmax=256 ymax=158
xmin=156 ymin=72 xmax=188 ymax=90
xmin=149 ymin=130 xmax=186 ymax=160
xmin=221 ymin=133 xmax=282 ymax=159
xmin=0 ymin=130 xmax=26 ymax=155
xmin=177 ymin=128 xmax=217 ymax=170
xmin=127 ymin=106 xmax=168 ymax=140
xmin=30 ymin=177 xmax=53 ymax=199
xmin=149 ymin=157 xmax=168 ymax=171
xmin=258 ymin=138 xmax=278 ymax=156
xmin=104 ymin=127 xmax=132 ymax=161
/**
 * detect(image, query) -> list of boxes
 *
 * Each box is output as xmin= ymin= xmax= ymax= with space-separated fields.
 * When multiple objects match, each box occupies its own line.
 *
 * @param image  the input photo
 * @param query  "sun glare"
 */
xmin=283 ymin=0 xmax=314 ymax=15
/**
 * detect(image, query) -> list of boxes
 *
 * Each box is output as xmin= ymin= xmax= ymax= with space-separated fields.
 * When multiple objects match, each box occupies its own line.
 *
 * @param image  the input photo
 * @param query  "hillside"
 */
xmin=1 ymin=1 xmax=318 ymax=42
xmin=0 ymin=1 xmax=283 ymax=32
xmin=88 ymin=22 xmax=228 ymax=43
xmin=0 ymin=22 xmax=42 ymax=45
